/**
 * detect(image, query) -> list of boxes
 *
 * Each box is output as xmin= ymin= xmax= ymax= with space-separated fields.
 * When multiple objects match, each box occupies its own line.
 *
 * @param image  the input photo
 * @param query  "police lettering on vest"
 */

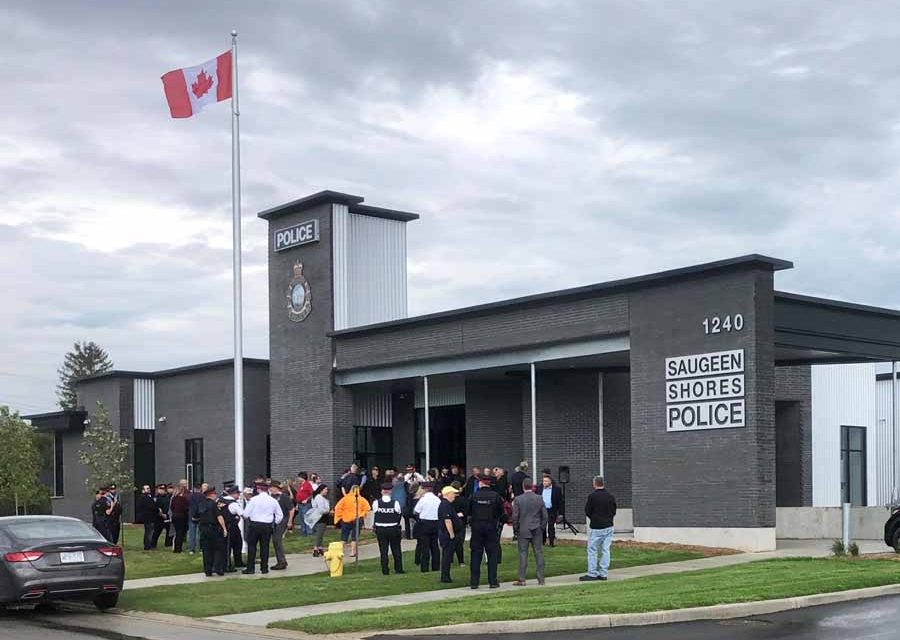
xmin=470 ymin=488 xmax=502 ymax=523
xmin=373 ymin=497 xmax=401 ymax=529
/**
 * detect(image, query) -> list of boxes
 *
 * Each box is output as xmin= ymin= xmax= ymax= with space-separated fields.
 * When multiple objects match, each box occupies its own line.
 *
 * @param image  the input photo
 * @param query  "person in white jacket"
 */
xmin=304 ymin=484 xmax=331 ymax=557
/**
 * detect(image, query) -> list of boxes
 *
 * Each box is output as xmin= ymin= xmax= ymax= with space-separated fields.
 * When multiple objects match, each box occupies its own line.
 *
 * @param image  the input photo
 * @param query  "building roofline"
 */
xmin=774 ymin=291 xmax=900 ymax=320
xmin=331 ymin=254 xmax=793 ymax=338
xmin=78 ymin=358 xmax=269 ymax=383
xmin=22 ymin=409 xmax=86 ymax=421
xmin=257 ymin=190 xmax=419 ymax=222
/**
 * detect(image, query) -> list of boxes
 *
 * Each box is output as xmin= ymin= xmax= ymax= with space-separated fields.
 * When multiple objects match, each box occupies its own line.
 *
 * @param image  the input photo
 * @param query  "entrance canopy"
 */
xmin=331 ymin=255 xmax=900 ymax=385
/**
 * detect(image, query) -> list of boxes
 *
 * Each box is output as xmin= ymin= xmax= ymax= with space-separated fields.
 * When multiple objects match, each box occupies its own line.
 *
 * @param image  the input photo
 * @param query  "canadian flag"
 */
xmin=161 ymin=51 xmax=232 ymax=118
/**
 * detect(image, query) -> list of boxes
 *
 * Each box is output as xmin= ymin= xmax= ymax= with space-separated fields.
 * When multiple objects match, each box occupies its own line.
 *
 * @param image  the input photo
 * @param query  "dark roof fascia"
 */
xmin=257 ymin=190 xmax=364 ymax=220
xmin=22 ymin=409 xmax=83 ymax=421
xmin=348 ymin=203 xmax=419 ymax=222
xmin=78 ymin=358 xmax=269 ymax=383
xmin=331 ymin=254 xmax=793 ymax=338
xmin=876 ymin=372 xmax=900 ymax=381
xmin=775 ymin=291 xmax=900 ymax=320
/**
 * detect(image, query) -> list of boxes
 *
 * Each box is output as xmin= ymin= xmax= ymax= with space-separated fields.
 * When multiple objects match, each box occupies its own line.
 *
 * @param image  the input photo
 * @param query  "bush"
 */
xmin=848 ymin=542 xmax=860 ymax=557
xmin=831 ymin=540 xmax=846 ymax=557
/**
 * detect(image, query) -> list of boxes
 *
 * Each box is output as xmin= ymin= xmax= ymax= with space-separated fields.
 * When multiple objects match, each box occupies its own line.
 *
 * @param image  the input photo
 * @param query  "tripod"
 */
xmin=558 ymin=481 xmax=580 ymax=535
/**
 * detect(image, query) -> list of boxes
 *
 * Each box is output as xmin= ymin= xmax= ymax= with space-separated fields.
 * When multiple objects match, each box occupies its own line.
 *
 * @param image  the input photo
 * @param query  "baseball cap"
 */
xmin=441 ymin=486 xmax=459 ymax=497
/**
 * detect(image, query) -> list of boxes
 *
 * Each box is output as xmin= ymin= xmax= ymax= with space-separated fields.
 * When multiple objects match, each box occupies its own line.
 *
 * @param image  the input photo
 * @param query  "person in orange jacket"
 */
xmin=334 ymin=483 xmax=371 ymax=558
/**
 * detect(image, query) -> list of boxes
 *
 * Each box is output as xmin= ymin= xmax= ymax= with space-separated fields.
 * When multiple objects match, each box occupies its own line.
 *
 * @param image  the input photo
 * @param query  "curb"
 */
xmin=384 ymin=583 xmax=900 ymax=635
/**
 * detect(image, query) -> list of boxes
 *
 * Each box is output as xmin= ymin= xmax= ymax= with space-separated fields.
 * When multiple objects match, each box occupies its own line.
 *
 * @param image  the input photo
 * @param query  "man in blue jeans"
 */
xmin=580 ymin=475 xmax=616 ymax=581
xmin=187 ymin=483 xmax=207 ymax=554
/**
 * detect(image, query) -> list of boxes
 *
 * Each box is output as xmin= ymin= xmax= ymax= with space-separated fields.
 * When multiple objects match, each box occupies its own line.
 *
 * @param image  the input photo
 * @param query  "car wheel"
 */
xmin=93 ymin=593 xmax=118 ymax=611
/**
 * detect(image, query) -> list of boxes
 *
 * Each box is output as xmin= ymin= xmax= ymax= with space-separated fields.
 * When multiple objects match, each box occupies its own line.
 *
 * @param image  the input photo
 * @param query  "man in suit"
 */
xmin=540 ymin=474 xmax=563 ymax=547
xmin=511 ymin=479 xmax=548 ymax=586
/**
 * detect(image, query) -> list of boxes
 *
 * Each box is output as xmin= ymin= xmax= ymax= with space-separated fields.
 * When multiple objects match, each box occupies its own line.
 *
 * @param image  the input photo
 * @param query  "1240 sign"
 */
xmin=702 ymin=314 xmax=744 ymax=335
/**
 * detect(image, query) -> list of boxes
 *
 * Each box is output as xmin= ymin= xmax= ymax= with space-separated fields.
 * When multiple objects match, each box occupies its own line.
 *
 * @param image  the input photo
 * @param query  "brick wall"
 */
xmin=629 ymin=268 xmax=776 ymax=529
xmin=335 ymin=295 xmax=629 ymax=371
xmin=602 ymin=371 xmax=632 ymax=508
xmin=267 ymin=201 xmax=349 ymax=486
xmin=523 ymin=370 xmax=601 ymax=522
xmin=465 ymin=378 xmax=525 ymax=474
xmin=154 ymin=363 xmax=269 ymax=488
xmin=775 ymin=365 xmax=812 ymax=506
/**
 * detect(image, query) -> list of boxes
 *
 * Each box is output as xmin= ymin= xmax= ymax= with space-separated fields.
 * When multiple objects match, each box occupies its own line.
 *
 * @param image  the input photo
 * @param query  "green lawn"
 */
xmin=276 ymin=557 xmax=900 ymax=634
xmin=120 ymin=524 xmax=374 ymax=580
xmin=118 ymin=543 xmax=702 ymax=617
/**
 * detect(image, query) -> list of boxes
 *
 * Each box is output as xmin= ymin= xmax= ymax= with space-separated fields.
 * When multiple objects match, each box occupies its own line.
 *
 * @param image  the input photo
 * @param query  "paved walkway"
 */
xmin=207 ymin=538 xmax=892 ymax=628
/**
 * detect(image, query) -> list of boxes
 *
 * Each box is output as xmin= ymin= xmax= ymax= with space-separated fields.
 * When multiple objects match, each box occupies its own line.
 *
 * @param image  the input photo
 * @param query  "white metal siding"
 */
xmin=332 ymin=205 xmax=408 ymax=331
xmin=811 ymin=364 xmax=877 ymax=506
xmin=415 ymin=378 xmax=466 ymax=408
xmin=353 ymin=389 xmax=393 ymax=427
xmin=875 ymin=377 xmax=899 ymax=505
xmin=332 ymin=203 xmax=351 ymax=331
xmin=133 ymin=378 xmax=156 ymax=430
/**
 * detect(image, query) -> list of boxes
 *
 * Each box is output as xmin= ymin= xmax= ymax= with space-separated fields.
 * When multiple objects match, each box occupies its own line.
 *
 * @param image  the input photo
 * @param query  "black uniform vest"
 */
xmin=470 ymin=489 xmax=500 ymax=524
xmin=373 ymin=497 xmax=401 ymax=528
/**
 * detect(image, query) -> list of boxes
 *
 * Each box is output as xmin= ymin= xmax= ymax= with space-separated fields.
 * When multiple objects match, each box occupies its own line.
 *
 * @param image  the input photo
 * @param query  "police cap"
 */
xmin=381 ymin=482 xmax=393 ymax=491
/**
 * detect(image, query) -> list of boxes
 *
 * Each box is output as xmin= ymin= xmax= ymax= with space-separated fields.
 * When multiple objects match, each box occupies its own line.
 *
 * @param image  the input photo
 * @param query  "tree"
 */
xmin=0 ymin=406 xmax=49 ymax=514
xmin=57 ymin=341 xmax=113 ymax=410
xmin=78 ymin=401 xmax=132 ymax=493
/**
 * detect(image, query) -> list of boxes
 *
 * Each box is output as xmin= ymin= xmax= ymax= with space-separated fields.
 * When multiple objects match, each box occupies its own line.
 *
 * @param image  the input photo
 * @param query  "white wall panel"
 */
xmin=876 ymin=376 xmax=899 ymax=505
xmin=811 ymin=364 xmax=877 ymax=506
xmin=332 ymin=203 xmax=351 ymax=331
xmin=332 ymin=206 xmax=407 ymax=331
xmin=133 ymin=378 xmax=155 ymax=430
xmin=353 ymin=389 xmax=392 ymax=427
xmin=415 ymin=378 xmax=466 ymax=408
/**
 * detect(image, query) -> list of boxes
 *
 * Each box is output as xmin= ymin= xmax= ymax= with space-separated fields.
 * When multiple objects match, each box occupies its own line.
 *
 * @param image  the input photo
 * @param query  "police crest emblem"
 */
xmin=286 ymin=261 xmax=312 ymax=322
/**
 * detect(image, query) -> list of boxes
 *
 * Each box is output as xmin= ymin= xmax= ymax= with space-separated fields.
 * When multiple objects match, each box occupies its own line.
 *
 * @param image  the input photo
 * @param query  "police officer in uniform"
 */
xmin=91 ymin=487 xmax=112 ymax=541
xmin=106 ymin=484 xmax=122 ymax=544
xmin=221 ymin=485 xmax=244 ymax=571
xmin=371 ymin=482 xmax=405 ymax=575
xmin=196 ymin=486 xmax=227 ymax=576
xmin=467 ymin=474 xmax=504 ymax=589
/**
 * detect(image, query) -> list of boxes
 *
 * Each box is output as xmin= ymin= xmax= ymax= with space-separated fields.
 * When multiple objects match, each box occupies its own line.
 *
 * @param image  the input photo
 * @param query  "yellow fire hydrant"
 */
xmin=323 ymin=541 xmax=344 ymax=577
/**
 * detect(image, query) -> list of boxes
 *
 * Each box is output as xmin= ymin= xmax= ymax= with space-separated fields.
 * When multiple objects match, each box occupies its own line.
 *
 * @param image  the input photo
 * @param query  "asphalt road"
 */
xmin=382 ymin=594 xmax=900 ymax=640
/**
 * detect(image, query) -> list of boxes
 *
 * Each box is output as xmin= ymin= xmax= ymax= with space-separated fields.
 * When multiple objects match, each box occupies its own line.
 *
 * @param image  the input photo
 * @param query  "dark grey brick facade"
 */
xmin=266 ymin=201 xmax=353 ymax=486
xmin=629 ymin=268 xmax=776 ymax=530
xmin=523 ymin=370 xmax=602 ymax=522
xmin=466 ymin=379 xmax=524 ymax=474
xmin=602 ymin=371 xmax=632 ymax=508
xmin=154 ymin=362 xmax=269 ymax=487
xmin=774 ymin=365 xmax=812 ymax=507
xmin=335 ymin=294 xmax=628 ymax=371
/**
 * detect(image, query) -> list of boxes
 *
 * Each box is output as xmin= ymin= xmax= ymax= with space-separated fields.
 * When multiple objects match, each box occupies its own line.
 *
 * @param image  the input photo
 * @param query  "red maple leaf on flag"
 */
xmin=191 ymin=69 xmax=214 ymax=98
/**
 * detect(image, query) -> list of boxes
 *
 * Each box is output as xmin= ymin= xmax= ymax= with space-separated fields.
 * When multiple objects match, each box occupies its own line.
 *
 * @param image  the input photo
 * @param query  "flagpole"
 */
xmin=231 ymin=29 xmax=245 ymax=493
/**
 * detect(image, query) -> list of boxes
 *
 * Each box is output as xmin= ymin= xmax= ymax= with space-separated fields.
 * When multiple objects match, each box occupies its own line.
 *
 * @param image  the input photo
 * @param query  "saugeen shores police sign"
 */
xmin=665 ymin=349 xmax=745 ymax=432
xmin=275 ymin=219 xmax=319 ymax=252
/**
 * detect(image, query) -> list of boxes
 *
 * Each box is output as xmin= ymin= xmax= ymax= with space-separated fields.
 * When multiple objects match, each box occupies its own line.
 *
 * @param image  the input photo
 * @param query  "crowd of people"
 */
xmin=88 ymin=460 xmax=618 ymax=584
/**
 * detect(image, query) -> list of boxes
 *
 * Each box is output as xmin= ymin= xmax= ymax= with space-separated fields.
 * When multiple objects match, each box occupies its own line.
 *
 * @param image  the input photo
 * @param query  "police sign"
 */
xmin=274 ymin=219 xmax=319 ymax=252
xmin=665 ymin=349 xmax=745 ymax=432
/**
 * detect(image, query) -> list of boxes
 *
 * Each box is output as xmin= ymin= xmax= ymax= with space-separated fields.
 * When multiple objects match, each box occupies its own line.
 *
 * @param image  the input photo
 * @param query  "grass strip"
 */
xmin=118 ymin=544 xmax=701 ymax=617
xmin=275 ymin=557 xmax=900 ymax=634
xmin=121 ymin=524 xmax=373 ymax=580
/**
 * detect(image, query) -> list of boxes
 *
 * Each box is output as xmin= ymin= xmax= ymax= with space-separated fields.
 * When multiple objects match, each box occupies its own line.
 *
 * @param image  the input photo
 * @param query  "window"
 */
xmin=185 ymin=438 xmax=204 ymax=486
xmin=354 ymin=426 xmax=393 ymax=472
xmin=53 ymin=432 xmax=64 ymax=497
xmin=841 ymin=426 xmax=866 ymax=507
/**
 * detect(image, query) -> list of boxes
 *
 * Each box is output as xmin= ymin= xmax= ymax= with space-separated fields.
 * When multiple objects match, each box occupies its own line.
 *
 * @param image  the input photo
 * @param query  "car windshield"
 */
xmin=5 ymin=520 xmax=101 ymax=541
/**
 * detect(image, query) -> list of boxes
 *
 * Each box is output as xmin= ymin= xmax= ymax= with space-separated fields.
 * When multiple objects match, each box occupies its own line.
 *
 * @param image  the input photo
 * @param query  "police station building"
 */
xmin=31 ymin=191 xmax=900 ymax=551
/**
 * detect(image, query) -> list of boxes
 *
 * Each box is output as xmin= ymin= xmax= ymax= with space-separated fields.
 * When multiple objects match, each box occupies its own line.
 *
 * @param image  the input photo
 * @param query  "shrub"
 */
xmin=848 ymin=542 xmax=860 ymax=557
xmin=831 ymin=540 xmax=846 ymax=557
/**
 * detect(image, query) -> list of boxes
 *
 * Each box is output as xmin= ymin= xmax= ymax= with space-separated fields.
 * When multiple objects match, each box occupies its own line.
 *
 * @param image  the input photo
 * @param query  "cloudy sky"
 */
xmin=3 ymin=1 xmax=900 ymax=414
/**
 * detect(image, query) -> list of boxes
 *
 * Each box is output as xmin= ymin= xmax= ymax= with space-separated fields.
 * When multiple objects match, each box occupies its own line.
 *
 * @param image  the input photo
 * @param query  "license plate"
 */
xmin=59 ymin=551 xmax=84 ymax=564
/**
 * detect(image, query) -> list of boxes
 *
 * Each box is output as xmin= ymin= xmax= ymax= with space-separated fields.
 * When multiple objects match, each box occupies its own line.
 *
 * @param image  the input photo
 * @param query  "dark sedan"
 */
xmin=0 ymin=516 xmax=124 ymax=610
